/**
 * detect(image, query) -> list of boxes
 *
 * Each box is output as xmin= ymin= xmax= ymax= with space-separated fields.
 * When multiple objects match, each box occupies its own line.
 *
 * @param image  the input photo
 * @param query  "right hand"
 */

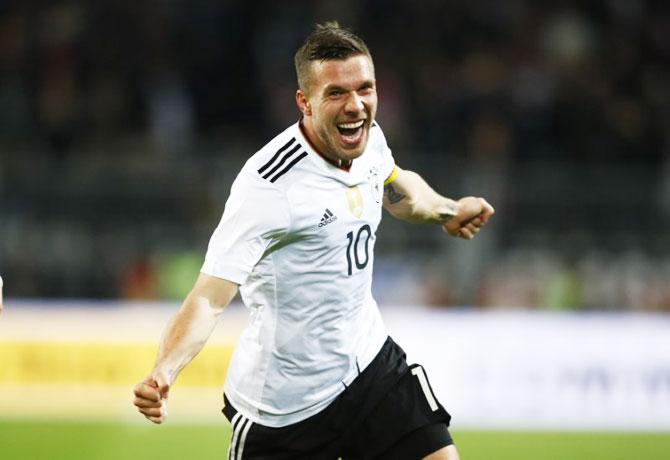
xmin=133 ymin=372 xmax=170 ymax=424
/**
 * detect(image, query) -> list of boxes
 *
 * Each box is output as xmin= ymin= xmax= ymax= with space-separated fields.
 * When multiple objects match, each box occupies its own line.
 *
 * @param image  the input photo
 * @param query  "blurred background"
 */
xmin=1 ymin=0 xmax=670 ymax=311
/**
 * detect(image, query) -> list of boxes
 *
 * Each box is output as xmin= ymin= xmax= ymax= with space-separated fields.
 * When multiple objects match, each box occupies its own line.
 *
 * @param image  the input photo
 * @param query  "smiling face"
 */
xmin=297 ymin=54 xmax=377 ymax=164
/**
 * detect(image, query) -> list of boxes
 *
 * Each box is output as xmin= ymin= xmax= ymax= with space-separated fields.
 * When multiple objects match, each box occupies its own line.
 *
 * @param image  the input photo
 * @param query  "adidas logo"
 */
xmin=318 ymin=208 xmax=338 ymax=227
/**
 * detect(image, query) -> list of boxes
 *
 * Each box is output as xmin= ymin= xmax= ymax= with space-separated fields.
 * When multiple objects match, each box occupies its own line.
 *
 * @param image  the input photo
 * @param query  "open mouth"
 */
xmin=336 ymin=120 xmax=365 ymax=145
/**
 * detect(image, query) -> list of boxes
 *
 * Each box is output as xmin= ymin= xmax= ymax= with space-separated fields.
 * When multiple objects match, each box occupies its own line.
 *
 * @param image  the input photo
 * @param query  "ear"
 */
xmin=296 ymin=90 xmax=311 ymax=116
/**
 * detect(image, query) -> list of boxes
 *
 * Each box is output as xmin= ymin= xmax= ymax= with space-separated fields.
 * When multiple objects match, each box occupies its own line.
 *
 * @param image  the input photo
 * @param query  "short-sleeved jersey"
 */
xmin=202 ymin=120 xmax=396 ymax=427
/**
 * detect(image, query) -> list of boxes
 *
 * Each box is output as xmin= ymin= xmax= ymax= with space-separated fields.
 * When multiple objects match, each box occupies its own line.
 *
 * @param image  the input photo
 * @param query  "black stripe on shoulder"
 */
xmin=262 ymin=143 xmax=301 ymax=179
xmin=269 ymin=151 xmax=308 ymax=183
xmin=258 ymin=137 xmax=296 ymax=174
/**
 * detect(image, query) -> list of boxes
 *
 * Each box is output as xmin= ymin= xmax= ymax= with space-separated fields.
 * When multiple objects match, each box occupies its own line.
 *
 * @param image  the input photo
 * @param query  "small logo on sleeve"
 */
xmin=318 ymin=209 xmax=338 ymax=227
xmin=369 ymin=166 xmax=381 ymax=203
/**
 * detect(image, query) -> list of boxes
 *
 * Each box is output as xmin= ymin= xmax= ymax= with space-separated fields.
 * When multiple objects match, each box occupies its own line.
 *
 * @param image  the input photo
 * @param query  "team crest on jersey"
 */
xmin=369 ymin=166 xmax=381 ymax=203
xmin=345 ymin=186 xmax=364 ymax=218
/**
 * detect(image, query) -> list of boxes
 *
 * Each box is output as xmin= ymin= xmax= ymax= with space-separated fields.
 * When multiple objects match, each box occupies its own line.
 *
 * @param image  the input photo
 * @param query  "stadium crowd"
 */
xmin=1 ymin=1 xmax=669 ymax=310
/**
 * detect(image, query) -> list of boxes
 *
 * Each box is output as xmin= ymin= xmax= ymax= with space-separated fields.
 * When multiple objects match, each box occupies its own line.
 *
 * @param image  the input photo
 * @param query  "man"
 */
xmin=133 ymin=22 xmax=493 ymax=460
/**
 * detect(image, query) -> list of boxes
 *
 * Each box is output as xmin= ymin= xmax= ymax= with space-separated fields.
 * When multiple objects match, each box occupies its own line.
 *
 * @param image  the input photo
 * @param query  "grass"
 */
xmin=456 ymin=431 xmax=670 ymax=460
xmin=1 ymin=420 xmax=669 ymax=460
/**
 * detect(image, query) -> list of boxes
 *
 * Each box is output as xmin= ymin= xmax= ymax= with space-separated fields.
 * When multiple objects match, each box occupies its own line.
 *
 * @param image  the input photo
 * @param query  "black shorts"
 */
xmin=222 ymin=336 xmax=452 ymax=460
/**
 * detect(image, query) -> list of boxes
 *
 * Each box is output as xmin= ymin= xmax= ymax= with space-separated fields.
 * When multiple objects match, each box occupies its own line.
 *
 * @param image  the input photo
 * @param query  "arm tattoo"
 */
xmin=384 ymin=183 xmax=406 ymax=204
xmin=438 ymin=213 xmax=454 ymax=223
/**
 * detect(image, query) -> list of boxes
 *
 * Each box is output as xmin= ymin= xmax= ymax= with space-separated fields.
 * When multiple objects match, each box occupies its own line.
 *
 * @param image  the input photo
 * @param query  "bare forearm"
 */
xmin=152 ymin=274 xmax=237 ymax=384
xmin=384 ymin=169 xmax=458 ymax=224
xmin=134 ymin=274 xmax=237 ymax=424
xmin=383 ymin=167 xmax=495 ymax=239
xmin=153 ymin=295 xmax=218 ymax=383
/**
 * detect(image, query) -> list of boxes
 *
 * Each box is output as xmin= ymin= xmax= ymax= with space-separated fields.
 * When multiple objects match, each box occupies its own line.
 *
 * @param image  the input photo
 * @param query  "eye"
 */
xmin=328 ymin=90 xmax=343 ymax=98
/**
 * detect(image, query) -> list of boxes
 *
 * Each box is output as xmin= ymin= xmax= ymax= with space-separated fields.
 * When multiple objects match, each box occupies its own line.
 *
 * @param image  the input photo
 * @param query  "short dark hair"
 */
xmin=294 ymin=21 xmax=372 ymax=93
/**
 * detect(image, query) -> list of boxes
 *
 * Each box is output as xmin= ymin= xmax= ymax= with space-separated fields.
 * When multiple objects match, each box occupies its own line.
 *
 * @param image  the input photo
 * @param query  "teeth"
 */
xmin=337 ymin=120 xmax=364 ymax=129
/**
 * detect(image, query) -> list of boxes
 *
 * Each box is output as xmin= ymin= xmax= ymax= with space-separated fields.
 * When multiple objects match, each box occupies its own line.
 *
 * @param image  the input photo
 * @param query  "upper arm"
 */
xmin=383 ymin=166 xmax=413 ymax=216
xmin=188 ymin=272 xmax=239 ymax=311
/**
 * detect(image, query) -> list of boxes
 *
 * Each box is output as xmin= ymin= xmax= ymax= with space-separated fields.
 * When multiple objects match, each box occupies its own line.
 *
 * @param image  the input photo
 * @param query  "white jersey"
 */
xmin=202 ymin=120 xmax=395 ymax=427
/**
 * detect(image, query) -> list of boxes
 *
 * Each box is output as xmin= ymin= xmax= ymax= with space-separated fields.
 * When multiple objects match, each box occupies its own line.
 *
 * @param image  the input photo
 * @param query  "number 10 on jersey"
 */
xmin=345 ymin=224 xmax=372 ymax=275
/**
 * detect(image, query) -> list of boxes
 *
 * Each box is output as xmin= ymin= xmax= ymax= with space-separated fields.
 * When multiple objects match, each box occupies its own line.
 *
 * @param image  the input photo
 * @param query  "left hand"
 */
xmin=443 ymin=197 xmax=495 ymax=240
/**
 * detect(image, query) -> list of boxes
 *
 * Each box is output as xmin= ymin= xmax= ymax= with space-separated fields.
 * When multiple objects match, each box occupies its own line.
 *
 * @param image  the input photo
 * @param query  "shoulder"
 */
xmin=368 ymin=120 xmax=389 ymax=151
xmin=366 ymin=120 xmax=395 ymax=178
xmin=241 ymin=123 xmax=311 ymax=189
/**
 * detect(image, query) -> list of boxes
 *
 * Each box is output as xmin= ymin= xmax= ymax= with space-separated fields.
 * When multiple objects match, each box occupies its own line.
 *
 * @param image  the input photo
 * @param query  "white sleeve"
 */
xmin=381 ymin=142 xmax=396 ymax=183
xmin=201 ymin=170 xmax=290 ymax=284
xmin=373 ymin=123 xmax=396 ymax=181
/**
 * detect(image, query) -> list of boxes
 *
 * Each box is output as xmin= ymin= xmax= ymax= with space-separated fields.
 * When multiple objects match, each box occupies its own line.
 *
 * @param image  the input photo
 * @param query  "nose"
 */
xmin=344 ymin=92 xmax=365 ymax=115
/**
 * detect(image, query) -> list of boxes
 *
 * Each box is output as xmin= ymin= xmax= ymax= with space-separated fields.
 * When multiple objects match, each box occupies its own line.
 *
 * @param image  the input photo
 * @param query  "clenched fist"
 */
xmin=443 ymin=197 xmax=495 ymax=240
xmin=133 ymin=373 xmax=170 ymax=424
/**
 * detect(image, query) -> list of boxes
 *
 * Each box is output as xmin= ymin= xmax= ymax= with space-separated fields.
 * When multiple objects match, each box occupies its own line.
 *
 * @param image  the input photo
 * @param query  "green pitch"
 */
xmin=1 ymin=420 xmax=669 ymax=460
